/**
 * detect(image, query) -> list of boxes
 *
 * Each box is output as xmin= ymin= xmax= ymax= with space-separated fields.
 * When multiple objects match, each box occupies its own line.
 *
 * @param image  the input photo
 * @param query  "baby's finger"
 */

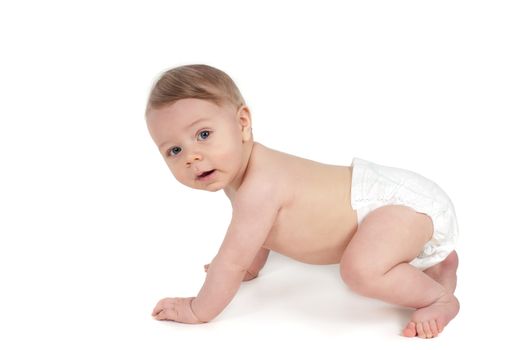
xmin=152 ymin=306 xmax=162 ymax=316
xmin=154 ymin=310 xmax=167 ymax=320
xmin=152 ymin=298 xmax=169 ymax=316
xmin=155 ymin=307 xmax=180 ymax=321
xmin=164 ymin=307 xmax=179 ymax=321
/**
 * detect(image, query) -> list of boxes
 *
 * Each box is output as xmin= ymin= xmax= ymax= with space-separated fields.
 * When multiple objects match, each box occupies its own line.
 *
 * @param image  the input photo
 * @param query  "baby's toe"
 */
xmin=437 ymin=319 xmax=445 ymax=333
xmin=422 ymin=321 xmax=433 ymax=338
xmin=429 ymin=319 xmax=439 ymax=337
xmin=416 ymin=322 xmax=426 ymax=338
xmin=402 ymin=321 xmax=417 ymax=337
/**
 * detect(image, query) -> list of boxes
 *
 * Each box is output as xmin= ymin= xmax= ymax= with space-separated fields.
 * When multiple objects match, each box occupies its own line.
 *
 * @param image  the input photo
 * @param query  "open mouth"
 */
xmin=197 ymin=169 xmax=216 ymax=179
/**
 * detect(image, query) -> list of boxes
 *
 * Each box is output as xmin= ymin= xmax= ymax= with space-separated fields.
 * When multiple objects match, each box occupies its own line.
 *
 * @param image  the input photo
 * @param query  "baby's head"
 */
xmin=145 ymin=64 xmax=253 ymax=192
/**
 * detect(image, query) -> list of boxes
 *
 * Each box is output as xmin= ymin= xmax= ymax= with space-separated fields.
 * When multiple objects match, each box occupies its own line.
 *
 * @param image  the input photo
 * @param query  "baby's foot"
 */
xmin=402 ymin=293 xmax=460 ymax=338
xmin=424 ymin=251 xmax=459 ymax=294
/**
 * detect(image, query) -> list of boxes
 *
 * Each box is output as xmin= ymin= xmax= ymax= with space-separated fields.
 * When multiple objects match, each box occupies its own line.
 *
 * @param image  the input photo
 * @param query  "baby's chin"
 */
xmin=207 ymin=187 xmax=223 ymax=192
xmin=187 ymin=182 xmax=224 ymax=192
xmin=199 ymin=184 xmax=223 ymax=192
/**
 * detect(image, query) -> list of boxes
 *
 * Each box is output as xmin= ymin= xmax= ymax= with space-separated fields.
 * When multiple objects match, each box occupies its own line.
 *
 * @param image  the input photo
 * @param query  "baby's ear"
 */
xmin=237 ymin=106 xmax=253 ymax=142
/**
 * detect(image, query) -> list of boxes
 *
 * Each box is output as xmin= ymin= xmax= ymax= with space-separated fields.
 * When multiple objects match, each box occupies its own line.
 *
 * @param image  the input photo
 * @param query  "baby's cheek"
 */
xmin=220 ymin=143 xmax=243 ymax=162
xmin=167 ymin=164 xmax=186 ymax=183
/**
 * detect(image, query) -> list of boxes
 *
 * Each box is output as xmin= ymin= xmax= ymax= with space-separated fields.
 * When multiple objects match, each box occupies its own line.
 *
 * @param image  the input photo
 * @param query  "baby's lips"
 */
xmin=196 ymin=169 xmax=215 ymax=178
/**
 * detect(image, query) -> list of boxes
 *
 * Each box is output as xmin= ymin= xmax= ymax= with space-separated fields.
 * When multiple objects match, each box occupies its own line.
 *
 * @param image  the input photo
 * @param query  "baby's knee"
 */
xmin=340 ymin=259 xmax=379 ymax=294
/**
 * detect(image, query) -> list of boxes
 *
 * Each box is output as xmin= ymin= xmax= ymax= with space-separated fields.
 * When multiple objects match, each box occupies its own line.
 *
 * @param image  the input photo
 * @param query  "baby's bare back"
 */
xmin=250 ymin=143 xmax=358 ymax=264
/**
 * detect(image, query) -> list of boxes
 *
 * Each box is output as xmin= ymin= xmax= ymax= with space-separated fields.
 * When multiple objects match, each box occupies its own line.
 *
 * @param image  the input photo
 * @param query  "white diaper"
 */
xmin=351 ymin=158 xmax=459 ymax=270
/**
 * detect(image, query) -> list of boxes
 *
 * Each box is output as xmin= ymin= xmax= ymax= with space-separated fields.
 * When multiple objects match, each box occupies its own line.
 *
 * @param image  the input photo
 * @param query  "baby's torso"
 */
xmin=252 ymin=144 xmax=358 ymax=264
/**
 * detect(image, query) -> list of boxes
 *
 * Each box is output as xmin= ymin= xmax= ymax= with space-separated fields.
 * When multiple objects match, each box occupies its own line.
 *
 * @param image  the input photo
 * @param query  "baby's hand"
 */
xmin=204 ymin=264 xmax=258 ymax=281
xmin=152 ymin=297 xmax=203 ymax=324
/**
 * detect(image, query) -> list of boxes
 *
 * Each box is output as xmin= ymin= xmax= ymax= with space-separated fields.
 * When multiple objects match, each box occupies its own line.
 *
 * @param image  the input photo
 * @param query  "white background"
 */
xmin=1 ymin=0 xmax=526 ymax=348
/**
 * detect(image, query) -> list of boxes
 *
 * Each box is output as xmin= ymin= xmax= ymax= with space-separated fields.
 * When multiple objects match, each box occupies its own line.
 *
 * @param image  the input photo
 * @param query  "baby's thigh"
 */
xmin=341 ymin=205 xmax=433 ymax=274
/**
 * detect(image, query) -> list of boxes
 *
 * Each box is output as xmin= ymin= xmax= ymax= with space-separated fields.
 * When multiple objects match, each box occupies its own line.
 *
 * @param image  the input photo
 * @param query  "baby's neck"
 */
xmin=223 ymin=140 xmax=256 ymax=201
xmin=223 ymin=186 xmax=236 ymax=203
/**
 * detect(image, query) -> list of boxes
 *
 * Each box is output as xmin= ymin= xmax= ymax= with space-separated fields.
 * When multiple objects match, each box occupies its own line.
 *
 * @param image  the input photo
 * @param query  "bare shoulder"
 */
xmin=235 ymin=142 xmax=289 ymax=208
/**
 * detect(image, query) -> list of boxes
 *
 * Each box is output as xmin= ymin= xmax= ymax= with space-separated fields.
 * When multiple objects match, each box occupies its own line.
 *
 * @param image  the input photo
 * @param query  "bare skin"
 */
xmin=405 ymin=250 xmax=459 ymax=338
xmin=146 ymin=98 xmax=459 ymax=338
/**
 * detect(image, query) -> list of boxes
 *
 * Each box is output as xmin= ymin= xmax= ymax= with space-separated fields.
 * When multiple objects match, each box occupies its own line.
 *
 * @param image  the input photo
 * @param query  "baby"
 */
xmin=145 ymin=64 xmax=460 ymax=339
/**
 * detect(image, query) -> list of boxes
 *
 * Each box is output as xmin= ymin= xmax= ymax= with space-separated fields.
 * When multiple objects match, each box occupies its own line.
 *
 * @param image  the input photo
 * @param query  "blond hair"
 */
xmin=146 ymin=64 xmax=246 ymax=114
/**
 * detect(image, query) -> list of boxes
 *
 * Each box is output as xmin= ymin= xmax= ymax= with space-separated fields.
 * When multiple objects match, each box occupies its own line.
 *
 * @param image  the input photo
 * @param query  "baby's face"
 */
xmin=146 ymin=98 xmax=252 ymax=192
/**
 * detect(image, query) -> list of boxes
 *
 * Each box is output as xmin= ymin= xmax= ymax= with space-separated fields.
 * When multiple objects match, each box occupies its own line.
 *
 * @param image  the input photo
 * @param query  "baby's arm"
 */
xmin=191 ymin=188 xmax=278 ymax=322
xmin=244 ymin=247 xmax=270 ymax=281
xmin=149 ymin=182 xmax=274 ymax=324
xmin=204 ymin=247 xmax=269 ymax=281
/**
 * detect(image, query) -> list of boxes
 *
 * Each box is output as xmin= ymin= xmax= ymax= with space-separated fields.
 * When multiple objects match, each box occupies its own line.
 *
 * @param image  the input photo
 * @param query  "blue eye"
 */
xmin=169 ymin=146 xmax=182 ymax=156
xmin=198 ymin=130 xmax=210 ymax=140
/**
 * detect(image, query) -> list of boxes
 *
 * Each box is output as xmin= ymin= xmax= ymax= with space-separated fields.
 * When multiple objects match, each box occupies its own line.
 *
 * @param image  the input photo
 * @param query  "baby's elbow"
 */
xmin=213 ymin=255 xmax=251 ymax=273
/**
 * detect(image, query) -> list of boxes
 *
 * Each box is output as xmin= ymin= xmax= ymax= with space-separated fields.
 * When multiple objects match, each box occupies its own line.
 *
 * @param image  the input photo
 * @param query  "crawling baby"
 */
xmin=145 ymin=64 xmax=460 ymax=339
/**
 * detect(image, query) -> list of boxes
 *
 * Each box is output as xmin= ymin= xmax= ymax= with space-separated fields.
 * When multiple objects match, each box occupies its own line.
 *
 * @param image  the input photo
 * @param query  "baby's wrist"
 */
xmin=189 ymin=297 xmax=205 ymax=324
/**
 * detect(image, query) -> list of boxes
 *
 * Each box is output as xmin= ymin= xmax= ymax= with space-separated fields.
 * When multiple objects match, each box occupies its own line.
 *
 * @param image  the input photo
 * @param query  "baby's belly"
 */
xmin=263 ymin=208 xmax=359 ymax=265
xmin=262 ymin=162 xmax=358 ymax=264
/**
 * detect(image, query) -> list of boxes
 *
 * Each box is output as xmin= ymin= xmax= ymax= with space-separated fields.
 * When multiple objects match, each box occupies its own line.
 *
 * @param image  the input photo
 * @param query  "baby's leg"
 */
xmin=423 ymin=250 xmax=458 ymax=294
xmin=340 ymin=205 xmax=459 ymax=338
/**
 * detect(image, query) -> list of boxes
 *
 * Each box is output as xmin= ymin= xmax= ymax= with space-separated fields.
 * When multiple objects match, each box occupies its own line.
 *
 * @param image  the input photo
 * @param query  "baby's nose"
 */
xmin=186 ymin=152 xmax=203 ymax=166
